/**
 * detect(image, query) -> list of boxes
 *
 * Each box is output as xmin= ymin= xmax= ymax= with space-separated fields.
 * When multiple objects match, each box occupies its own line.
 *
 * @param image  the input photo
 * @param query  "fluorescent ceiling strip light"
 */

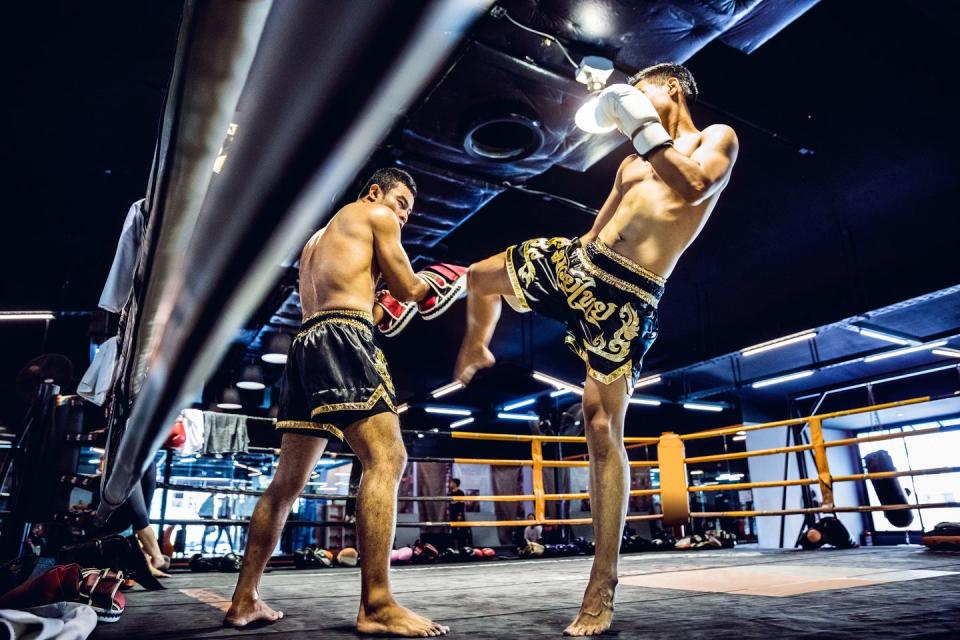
xmin=940 ymin=417 xmax=960 ymax=427
xmin=629 ymin=397 xmax=661 ymax=406
xmin=498 ymin=412 xmax=538 ymax=421
xmin=236 ymin=381 xmax=266 ymax=390
xmin=683 ymin=402 xmax=724 ymax=413
xmin=450 ymin=417 xmax=474 ymax=429
xmin=689 ymin=470 xmax=704 ymax=475
xmin=424 ymin=406 xmax=472 ymax=416
xmin=431 ymin=381 xmax=464 ymax=398
xmin=216 ymin=402 xmax=242 ymax=410
xmin=532 ymin=371 xmax=584 ymax=395
xmin=751 ymin=369 xmax=815 ymax=389
xmin=731 ymin=435 xmax=747 ymax=441
xmin=863 ymin=340 xmax=947 ymax=363
xmin=634 ymin=374 xmax=661 ymax=388
xmin=550 ymin=389 xmax=572 ymax=398
xmin=260 ymin=353 xmax=287 ymax=365
xmin=503 ymin=398 xmax=536 ymax=411
xmin=740 ymin=330 xmax=816 ymax=357
xmin=931 ymin=348 xmax=960 ymax=359
xmin=857 ymin=327 xmax=913 ymax=346
xmin=0 ymin=312 xmax=55 ymax=321
xmin=397 ymin=403 xmax=410 ymax=414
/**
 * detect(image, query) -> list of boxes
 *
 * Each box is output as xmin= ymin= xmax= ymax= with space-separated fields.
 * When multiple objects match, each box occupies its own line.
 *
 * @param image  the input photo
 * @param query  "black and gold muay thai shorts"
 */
xmin=275 ymin=310 xmax=397 ymax=441
xmin=505 ymin=237 xmax=663 ymax=388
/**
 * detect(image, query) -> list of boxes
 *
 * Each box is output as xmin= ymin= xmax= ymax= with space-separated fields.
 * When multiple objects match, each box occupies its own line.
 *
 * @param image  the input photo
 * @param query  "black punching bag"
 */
xmin=864 ymin=450 xmax=914 ymax=528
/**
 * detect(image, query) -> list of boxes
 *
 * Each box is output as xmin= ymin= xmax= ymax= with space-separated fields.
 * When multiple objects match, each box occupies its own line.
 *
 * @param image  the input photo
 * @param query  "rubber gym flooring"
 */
xmin=92 ymin=547 xmax=960 ymax=639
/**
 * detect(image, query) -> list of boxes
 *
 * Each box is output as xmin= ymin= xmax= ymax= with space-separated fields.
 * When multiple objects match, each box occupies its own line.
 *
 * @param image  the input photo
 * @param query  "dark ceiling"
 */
xmin=2 ymin=1 xmax=959 ymax=430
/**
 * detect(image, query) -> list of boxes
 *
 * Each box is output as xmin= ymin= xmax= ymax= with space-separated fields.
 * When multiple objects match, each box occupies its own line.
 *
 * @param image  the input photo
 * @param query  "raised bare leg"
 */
xmin=346 ymin=412 xmax=449 ymax=637
xmin=225 ymin=433 xmax=328 ymax=628
xmin=564 ymin=375 xmax=630 ymax=637
xmin=454 ymin=251 xmax=515 ymax=383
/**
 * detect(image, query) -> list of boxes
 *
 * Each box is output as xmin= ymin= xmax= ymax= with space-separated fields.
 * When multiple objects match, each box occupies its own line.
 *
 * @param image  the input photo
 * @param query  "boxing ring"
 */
xmin=150 ymin=393 xmax=960 ymax=542
xmin=98 ymin=390 xmax=960 ymax=639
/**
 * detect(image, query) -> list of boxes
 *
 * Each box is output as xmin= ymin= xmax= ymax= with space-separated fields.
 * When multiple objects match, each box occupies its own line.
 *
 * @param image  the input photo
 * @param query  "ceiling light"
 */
xmin=550 ymin=389 xmax=572 ymax=398
xmin=261 ymin=333 xmax=292 ymax=365
xmin=532 ymin=371 xmax=584 ymax=395
xmin=424 ymin=406 xmax=472 ymax=416
xmin=417 ymin=433 xmax=424 ymax=439
xmin=863 ymin=340 xmax=947 ymax=363
xmin=503 ymin=397 xmax=536 ymax=411
xmin=397 ymin=403 xmax=409 ymax=414
xmin=88 ymin=458 xmax=101 ymax=465
xmin=236 ymin=364 xmax=266 ymax=390
xmin=629 ymin=397 xmax=661 ymax=406
xmin=431 ymin=427 xmax=440 ymax=432
xmin=683 ymin=402 xmax=724 ymax=413
xmin=450 ymin=417 xmax=474 ymax=429
xmin=689 ymin=470 xmax=704 ymax=475
xmin=940 ymin=417 xmax=960 ymax=427
xmin=932 ymin=347 xmax=960 ymax=359
xmin=751 ymin=370 xmax=815 ymax=389
xmin=856 ymin=326 xmax=914 ymax=346
xmin=741 ymin=330 xmax=817 ymax=357
xmin=732 ymin=435 xmax=747 ymax=442
xmin=0 ymin=312 xmax=55 ymax=321
xmin=217 ymin=388 xmax=243 ymax=410
xmin=498 ymin=412 xmax=538 ymax=421
xmin=634 ymin=374 xmax=661 ymax=388
xmin=431 ymin=381 xmax=464 ymax=398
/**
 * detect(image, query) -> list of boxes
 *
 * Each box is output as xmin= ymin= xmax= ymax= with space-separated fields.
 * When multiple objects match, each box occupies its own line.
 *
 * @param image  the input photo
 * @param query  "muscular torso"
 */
xmin=298 ymin=202 xmax=379 ymax=320
xmin=596 ymin=128 xmax=728 ymax=279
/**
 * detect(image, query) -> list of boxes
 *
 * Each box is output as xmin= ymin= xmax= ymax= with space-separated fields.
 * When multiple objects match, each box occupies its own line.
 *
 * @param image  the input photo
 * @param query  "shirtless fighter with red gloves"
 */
xmin=226 ymin=168 xmax=464 ymax=637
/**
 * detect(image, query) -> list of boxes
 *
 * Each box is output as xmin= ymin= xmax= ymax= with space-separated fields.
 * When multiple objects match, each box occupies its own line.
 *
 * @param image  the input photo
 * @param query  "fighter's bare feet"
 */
xmin=224 ymin=595 xmax=283 ymax=628
xmin=357 ymin=601 xmax=449 ymax=637
xmin=454 ymin=343 xmax=495 ymax=384
xmin=563 ymin=580 xmax=616 ymax=637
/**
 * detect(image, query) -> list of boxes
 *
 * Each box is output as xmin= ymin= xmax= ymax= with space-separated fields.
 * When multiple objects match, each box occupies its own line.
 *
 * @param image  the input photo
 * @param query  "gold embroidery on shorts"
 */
xmin=583 ymin=304 xmax=641 ymax=362
xmin=577 ymin=248 xmax=659 ymax=308
xmin=504 ymin=245 xmax=531 ymax=310
xmin=295 ymin=317 xmax=373 ymax=343
xmin=565 ymin=335 xmax=634 ymax=386
xmin=275 ymin=420 xmax=345 ymax=441
xmin=591 ymin=241 xmax=666 ymax=286
xmin=373 ymin=349 xmax=396 ymax=397
xmin=303 ymin=309 xmax=374 ymax=323
xmin=309 ymin=384 xmax=397 ymax=417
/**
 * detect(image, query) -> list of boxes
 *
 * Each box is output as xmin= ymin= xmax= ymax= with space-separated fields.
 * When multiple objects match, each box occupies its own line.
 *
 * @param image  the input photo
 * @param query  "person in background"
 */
xmin=523 ymin=514 xmax=542 ymax=544
xmin=447 ymin=478 xmax=470 ymax=549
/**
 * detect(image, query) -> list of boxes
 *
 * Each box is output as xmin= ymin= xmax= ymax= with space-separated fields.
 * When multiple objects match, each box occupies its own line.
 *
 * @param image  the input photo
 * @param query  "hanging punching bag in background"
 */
xmin=864 ymin=450 xmax=915 ymax=528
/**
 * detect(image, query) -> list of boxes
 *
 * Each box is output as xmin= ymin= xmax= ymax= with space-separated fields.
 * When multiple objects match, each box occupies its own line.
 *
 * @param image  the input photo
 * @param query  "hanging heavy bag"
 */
xmin=864 ymin=450 xmax=914 ymax=528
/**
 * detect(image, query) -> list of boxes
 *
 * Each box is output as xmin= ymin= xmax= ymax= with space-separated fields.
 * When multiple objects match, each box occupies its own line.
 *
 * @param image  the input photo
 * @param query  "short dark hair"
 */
xmin=357 ymin=167 xmax=417 ymax=200
xmin=450 ymin=477 xmax=460 ymax=487
xmin=629 ymin=63 xmax=698 ymax=103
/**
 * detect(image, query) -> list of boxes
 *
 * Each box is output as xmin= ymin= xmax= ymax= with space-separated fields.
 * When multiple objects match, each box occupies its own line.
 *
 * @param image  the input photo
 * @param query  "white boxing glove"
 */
xmin=597 ymin=84 xmax=673 ymax=157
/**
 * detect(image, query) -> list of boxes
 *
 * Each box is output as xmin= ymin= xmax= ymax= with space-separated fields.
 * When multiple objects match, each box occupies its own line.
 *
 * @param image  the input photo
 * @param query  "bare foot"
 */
xmin=224 ymin=594 xmax=283 ymax=628
xmin=563 ymin=581 xmax=615 ymax=636
xmin=453 ymin=342 xmax=495 ymax=384
xmin=357 ymin=601 xmax=449 ymax=637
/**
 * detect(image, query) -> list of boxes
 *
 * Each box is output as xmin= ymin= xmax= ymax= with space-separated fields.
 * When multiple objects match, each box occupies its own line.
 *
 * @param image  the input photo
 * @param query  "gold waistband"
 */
xmin=590 ymin=240 xmax=667 ymax=287
xmin=302 ymin=309 xmax=374 ymax=324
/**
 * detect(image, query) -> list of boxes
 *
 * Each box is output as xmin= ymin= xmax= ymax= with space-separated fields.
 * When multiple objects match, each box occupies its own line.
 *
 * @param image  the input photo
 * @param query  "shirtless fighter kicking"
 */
xmin=454 ymin=63 xmax=738 ymax=636
xmin=226 ymin=168 xmax=465 ymax=636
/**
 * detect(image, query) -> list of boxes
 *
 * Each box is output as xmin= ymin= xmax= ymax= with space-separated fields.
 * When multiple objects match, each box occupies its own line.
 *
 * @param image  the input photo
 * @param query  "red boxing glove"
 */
xmin=415 ymin=263 xmax=468 ymax=320
xmin=165 ymin=419 xmax=186 ymax=450
xmin=375 ymin=289 xmax=416 ymax=337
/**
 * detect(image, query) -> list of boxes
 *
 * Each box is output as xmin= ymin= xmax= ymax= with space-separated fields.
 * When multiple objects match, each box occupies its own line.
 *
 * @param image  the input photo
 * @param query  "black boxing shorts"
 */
xmin=504 ymin=237 xmax=662 ymax=388
xmin=275 ymin=309 xmax=397 ymax=441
